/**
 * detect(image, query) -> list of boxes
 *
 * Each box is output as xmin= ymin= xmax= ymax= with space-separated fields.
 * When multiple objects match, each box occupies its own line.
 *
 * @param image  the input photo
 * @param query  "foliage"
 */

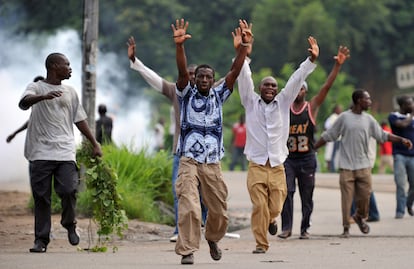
xmin=76 ymin=141 xmax=128 ymax=251
xmin=100 ymin=144 xmax=174 ymax=224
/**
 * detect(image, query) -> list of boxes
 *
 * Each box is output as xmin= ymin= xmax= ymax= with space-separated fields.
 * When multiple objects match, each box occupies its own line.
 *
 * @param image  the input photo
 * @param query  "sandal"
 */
xmin=352 ymin=215 xmax=370 ymax=234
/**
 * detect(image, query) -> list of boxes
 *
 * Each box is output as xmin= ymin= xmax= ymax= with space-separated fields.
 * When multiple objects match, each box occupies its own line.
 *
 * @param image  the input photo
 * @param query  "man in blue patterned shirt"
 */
xmin=171 ymin=18 xmax=253 ymax=265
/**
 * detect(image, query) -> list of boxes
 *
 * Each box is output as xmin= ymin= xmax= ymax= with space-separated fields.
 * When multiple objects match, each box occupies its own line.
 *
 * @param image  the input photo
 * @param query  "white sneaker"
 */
xmin=170 ymin=234 xmax=178 ymax=242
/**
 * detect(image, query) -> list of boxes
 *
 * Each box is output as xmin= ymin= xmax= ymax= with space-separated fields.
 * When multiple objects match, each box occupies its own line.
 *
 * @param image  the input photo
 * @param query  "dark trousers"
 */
xmin=29 ymin=160 xmax=79 ymax=246
xmin=281 ymin=154 xmax=317 ymax=233
xmin=229 ymin=146 xmax=246 ymax=171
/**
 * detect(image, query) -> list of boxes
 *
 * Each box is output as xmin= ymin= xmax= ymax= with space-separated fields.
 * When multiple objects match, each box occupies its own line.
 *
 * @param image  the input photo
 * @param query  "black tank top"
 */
xmin=287 ymin=102 xmax=315 ymax=159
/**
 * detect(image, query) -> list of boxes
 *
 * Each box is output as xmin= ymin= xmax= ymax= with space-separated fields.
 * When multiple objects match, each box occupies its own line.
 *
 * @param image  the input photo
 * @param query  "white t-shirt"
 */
xmin=21 ymin=81 xmax=87 ymax=161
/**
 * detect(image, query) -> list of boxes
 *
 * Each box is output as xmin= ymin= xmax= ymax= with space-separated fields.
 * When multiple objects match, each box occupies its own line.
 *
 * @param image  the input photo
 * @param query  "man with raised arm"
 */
xmin=172 ymin=18 xmax=252 ymax=264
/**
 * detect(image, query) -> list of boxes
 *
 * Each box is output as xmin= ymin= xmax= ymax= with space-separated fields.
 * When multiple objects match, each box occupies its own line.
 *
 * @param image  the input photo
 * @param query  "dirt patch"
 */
xmin=0 ymin=191 xmax=175 ymax=251
xmin=0 ymin=190 xmax=249 ymax=252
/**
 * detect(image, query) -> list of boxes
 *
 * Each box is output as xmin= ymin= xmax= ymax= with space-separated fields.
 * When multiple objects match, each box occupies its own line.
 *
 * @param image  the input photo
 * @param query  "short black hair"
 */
xmin=195 ymin=64 xmax=215 ymax=78
xmin=98 ymin=104 xmax=107 ymax=114
xmin=45 ymin=53 xmax=65 ymax=69
xmin=352 ymin=89 xmax=365 ymax=104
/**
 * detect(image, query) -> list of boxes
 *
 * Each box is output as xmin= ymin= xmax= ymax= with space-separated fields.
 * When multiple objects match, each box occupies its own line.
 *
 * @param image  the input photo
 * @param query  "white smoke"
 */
xmin=0 ymin=28 xmax=152 ymax=185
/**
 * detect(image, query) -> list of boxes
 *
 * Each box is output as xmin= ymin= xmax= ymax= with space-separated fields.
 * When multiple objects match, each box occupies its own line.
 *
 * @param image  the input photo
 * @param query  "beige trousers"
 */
xmin=339 ymin=168 xmax=372 ymax=228
xmin=175 ymin=157 xmax=228 ymax=256
xmin=247 ymin=161 xmax=287 ymax=250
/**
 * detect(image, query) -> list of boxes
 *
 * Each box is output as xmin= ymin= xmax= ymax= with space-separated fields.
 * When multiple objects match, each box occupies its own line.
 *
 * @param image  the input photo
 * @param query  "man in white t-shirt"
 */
xmin=19 ymin=53 xmax=102 ymax=253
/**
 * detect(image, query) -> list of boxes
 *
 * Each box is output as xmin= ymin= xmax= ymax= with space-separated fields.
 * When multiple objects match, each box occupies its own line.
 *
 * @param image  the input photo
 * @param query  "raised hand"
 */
xmin=239 ymin=19 xmax=253 ymax=44
xmin=307 ymin=36 xmax=319 ymax=62
xmin=171 ymin=18 xmax=192 ymax=44
xmin=334 ymin=46 xmax=351 ymax=65
xmin=232 ymin=27 xmax=242 ymax=50
xmin=127 ymin=36 xmax=136 ymax=62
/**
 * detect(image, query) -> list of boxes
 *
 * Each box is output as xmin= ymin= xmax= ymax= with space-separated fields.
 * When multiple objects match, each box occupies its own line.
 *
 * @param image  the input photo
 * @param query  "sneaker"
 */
xmin=340 ymin=227 xmax=350 ymax=238
xmin=268 ymin=221 xmax=277 ymax=235
xmin=181 ymin=254 xmax=194 ymax=265
xmin=67 ymin=226 xmax=80 ymax=246
xmin=170 ymin=234 xmax=178 ymax=243
xmin=29 ymin=242 xmax=47 ymax=253
xmin=299 ymin=231 xmax=309 ymax=239
xmin=252 ymin=247 xmax=266 ymax=254
xmin=277 ymin=230 xmax=292 ymax=239
xmin=207 ymin=240 xmax=222 ymax=261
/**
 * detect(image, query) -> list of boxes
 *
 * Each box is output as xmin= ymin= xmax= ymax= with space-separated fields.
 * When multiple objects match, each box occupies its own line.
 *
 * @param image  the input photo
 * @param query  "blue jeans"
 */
xmin=172 ymin=154 xmax=208 ymax=235
xmin=393 ymin=154 xmax=414 ymax=216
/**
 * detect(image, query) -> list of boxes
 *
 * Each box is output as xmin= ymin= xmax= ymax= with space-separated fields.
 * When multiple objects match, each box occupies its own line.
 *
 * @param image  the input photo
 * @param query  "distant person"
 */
xmin=172 ymin=18 xmax=252 ymax=264
xmin=154 ymin=118 xmax=165 ymax=151
xmin=388 ymin=95 xmax=414 ymax=218
xmin=95 ymin=104 xmax=113 ymax=144
xmin=279 ymin=45 xmax=350 ymax=240
xmin=229 ymin=114 xmax=247 ymax=171
xmin=324 ymin=104 xmax=343 ymax=172
xmin=378 ymin=120 xmax=393 ymax=174
xmin=19 ymin=52 xmax=102 ymax=253
xmin=6 ymin=76 xmax=44 ymax=143
xmin=314 ymin=89 xmax=412 ymax=238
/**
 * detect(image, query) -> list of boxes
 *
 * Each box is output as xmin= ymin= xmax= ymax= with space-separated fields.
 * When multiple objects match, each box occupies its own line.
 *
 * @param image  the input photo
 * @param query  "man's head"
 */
xmin=33 ymin=76 xmax=44 ymax=82
xmin=333 ymin=104 xmax=343 ymax=115
xmin=259 ymin=76 xmax=278 ymax=104
xmin=294 ymin=81 xmax=308 ymax=103
xmin=187 ymin=64 xmax=198 ymax=86
xmin=352 ymin=89 xmax=371 ymax=111
xmin=194 ymin=64 xmax=215 ymax=95
xmin=397 ymin=95 xmax=413 ymax=114
xmin=98 ymin=104 xmax=107 ymax=115
xmin=45 ymin=53 xmax=72 ymax=81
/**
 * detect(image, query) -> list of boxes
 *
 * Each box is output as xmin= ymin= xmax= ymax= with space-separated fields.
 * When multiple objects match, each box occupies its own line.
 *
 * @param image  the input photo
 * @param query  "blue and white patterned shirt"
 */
xmin=176 ymin=81 xmax=231 ymax=163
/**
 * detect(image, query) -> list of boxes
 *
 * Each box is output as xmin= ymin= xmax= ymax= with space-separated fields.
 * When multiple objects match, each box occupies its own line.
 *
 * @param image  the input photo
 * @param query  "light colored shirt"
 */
xmin=21 ymin=81 xmax=87 ymax=161
xmin=130 ymin=57 xmax=181 ymax=153
xmin=324 ymin=112 xmax=339 ymax=161
xmin=176 ymin=82 xmax=231 ymax=163
xmin=237 ymin=58 xmax=316 ymax=167
xmin=321 ymin=110 xmax=388 ymax=170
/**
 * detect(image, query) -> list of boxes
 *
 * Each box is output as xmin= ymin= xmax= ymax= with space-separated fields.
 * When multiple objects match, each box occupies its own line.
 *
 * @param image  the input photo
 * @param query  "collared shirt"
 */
xmin=237 ymin=58 xmax=316 ymax=167
xmin=176 ymin=81 xmax=231 ymax=163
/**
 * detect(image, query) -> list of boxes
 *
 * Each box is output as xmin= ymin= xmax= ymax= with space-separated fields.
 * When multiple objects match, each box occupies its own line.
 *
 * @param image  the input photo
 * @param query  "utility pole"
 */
xmin=82 ymin=0 xmax=99 ymax=136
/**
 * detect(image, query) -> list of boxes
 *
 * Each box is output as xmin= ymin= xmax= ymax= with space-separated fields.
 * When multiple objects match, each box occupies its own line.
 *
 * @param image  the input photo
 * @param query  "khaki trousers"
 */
xmin=247 ymin=161 xmax=287 ymax=250
xmin=339 ymin=168 xmax=372 ymax=228
xmin=175 ymin=157 xmax=228 ymax=256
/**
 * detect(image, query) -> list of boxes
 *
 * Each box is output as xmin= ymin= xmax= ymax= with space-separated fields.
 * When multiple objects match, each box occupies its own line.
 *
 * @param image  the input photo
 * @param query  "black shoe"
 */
xmin=299 ymin=231 xmax=310 ymax=239
xmin=29 ymin=242 xmax=47 ymax=253
xmin=207 ymin=240 xmax=222 ymax=261
xmin=340 ymin=227 xmax=350 ymax=238
xmin=67 ymin=226 xmax=80 ymax=246
xmin=407 ymin=205 xmax=414 ymax=216
xmin=181 ymin=254 xmax=194 ymax=264
xmin=268 ymin=221 xmax=277 ymax=235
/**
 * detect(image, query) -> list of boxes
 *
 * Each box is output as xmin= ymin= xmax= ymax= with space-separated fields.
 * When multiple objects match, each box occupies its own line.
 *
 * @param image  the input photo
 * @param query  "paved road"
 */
xmin=1 ymin=172 xmax=414 ymax=269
